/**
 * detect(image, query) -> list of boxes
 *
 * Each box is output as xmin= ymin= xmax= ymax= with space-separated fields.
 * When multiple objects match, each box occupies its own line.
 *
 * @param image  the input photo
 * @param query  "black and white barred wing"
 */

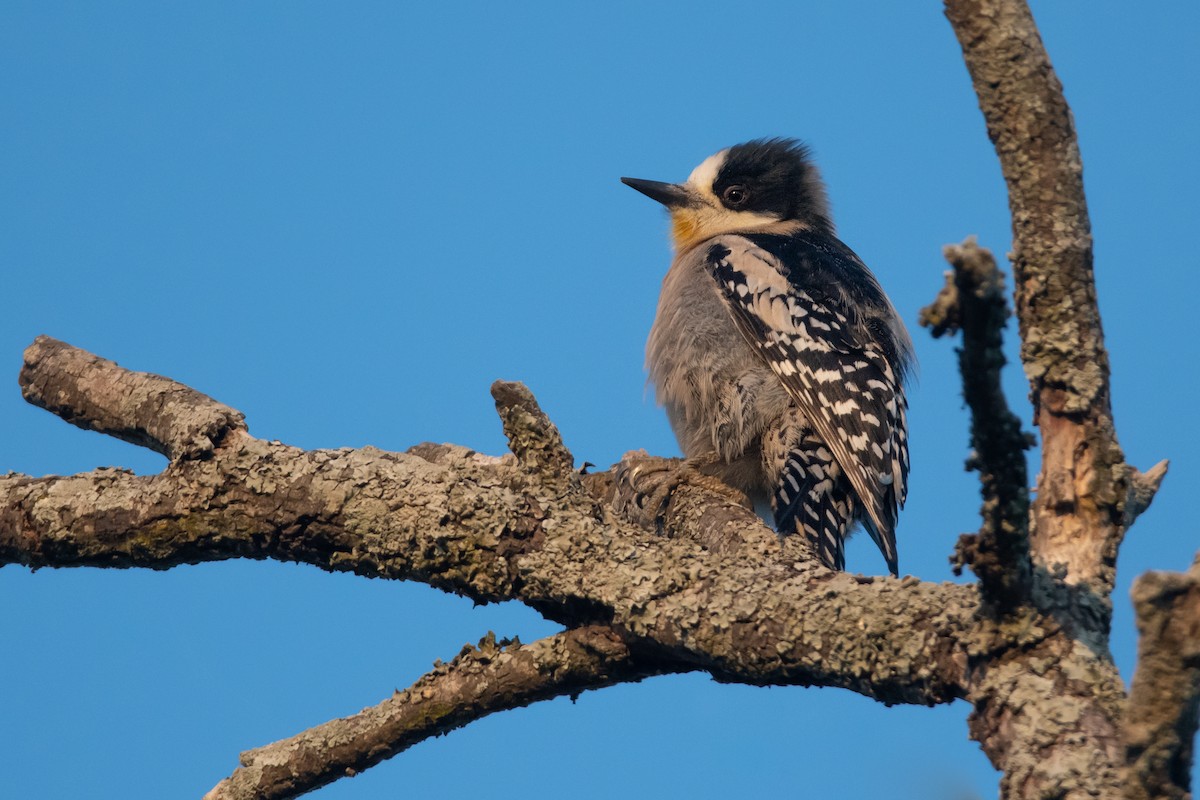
xmin=705 ymin=236 xmax=908 ymax=567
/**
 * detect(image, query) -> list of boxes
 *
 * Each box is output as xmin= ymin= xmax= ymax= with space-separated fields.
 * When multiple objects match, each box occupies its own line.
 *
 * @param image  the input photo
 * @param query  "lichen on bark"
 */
xmin=0 ymin=2 xmax=1192 ymax=798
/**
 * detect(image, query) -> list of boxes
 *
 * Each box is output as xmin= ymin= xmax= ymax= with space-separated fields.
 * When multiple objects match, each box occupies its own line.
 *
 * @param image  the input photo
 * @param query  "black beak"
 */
xmin=620 ymin=177 xmax=694 ymax=209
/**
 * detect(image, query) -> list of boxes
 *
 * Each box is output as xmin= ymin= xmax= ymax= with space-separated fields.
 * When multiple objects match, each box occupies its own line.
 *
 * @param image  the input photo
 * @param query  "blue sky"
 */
xmin=2 ymin=2 xmax=1197 ymax=797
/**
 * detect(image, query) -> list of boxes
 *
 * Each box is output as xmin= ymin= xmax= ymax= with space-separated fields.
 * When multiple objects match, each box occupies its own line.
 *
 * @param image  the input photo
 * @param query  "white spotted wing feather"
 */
xmin=706 ymin=235 xmax=909 ymax=570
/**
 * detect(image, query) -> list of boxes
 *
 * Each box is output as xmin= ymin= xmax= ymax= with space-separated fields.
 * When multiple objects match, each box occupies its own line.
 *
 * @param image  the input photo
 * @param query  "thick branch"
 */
xmin=921 ymin=238 xmax=1031 ymax=611
xmin=942 ymin=3 xmax=1155 ymax=796
xmin=1123 ymin=555 xmax=1200 ymax=800
xmin=205 ymin=626 xmax=656 ymax=800
xmin=5 ymin=337 xmax=1146 ymax=800
xmin=944 ymin=0 xmax=1139 ymax=601
xmin=1 ymin=338 xmax=973 ymax=707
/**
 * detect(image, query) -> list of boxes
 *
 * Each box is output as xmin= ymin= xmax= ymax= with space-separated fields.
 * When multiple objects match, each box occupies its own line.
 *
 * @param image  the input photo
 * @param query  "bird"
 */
xmin=622 ymin=138 xmax=913 ymax=575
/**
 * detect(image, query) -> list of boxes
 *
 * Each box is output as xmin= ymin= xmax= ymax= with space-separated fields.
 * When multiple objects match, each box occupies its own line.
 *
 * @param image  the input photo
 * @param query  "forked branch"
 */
xmin=944 ymin=0 xmax=1165 ymax=599
xmin=1 ymin=338 xmax=976 ymax=707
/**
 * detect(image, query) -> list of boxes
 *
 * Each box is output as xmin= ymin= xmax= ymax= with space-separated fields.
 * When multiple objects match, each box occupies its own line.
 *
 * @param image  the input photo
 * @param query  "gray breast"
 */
xmin=645 ymin=242 xmax=794 ymax=491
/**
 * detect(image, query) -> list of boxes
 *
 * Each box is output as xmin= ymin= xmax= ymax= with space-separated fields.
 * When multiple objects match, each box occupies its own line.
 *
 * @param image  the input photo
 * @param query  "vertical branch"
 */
xmin=1123 ymin=555 xmax=1200 ymax=800
xmin=938 ymin=4 xmax=1175 ymax=797
xmin=921 ymin=238 xmax=1031 ymax=611
xmin=943 ymin=0 xmax=1128 ymax=599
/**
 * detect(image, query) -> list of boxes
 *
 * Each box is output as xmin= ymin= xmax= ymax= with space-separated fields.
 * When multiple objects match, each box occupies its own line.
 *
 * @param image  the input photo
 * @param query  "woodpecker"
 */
xmin=622 ymin=138 xmax=913 ymax=574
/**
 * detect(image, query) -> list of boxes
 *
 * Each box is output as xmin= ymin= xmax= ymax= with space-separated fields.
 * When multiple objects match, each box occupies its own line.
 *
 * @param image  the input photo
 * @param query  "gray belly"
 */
xmin=646 ymin=252 xmax=795 ymax=495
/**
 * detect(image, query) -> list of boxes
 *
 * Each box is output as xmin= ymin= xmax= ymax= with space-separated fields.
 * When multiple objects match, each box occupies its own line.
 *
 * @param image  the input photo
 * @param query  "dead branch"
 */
xmin=921 ymin=238 xmax=1031 ymax=611
xmin=205 ymin=626 xmax=657 ymax=800
xmin=1 ymin=3 xmax=1188 ymax=796
xmin=1 ymin=338 xmax=975 ymax=709
xmin=1123 ymin=555 xmax=1200 ymax=800
xmin=20 ymin=334 xmax=246 ymax=460
xmin=943 ymin=0 xmax=1163 ymax=599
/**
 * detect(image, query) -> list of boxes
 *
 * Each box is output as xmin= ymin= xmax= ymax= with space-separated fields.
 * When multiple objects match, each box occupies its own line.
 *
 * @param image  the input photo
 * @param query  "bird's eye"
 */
xmin=722 ymin=185 xmax=749 ymax=206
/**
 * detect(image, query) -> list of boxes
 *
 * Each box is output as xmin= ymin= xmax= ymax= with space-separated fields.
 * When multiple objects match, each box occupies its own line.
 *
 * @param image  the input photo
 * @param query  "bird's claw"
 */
xmin=613 ymin=451 xmax=690 ymax=534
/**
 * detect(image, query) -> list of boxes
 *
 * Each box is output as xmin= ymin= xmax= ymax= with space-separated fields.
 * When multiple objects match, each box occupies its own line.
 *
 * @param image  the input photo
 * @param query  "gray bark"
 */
xmin=0 ymin=2 xmax=1193 ymax=798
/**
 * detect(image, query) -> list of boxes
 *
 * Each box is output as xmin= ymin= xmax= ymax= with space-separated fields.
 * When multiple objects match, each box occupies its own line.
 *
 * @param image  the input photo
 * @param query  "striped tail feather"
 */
xmin=770 ymin=430 xmax=857 ymax=572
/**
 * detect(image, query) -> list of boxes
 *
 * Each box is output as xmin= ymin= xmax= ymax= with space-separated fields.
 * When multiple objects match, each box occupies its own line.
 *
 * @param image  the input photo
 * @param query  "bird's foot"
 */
xmin=614 ymin=451 xmax=749 ymax=536
xmin=613 ymin=451 xmax=690 ymax=535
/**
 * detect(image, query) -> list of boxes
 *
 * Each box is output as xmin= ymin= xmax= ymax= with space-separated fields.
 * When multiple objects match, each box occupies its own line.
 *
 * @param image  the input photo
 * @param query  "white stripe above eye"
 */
xmin=686 ymin=150 xmax=729 ymax=198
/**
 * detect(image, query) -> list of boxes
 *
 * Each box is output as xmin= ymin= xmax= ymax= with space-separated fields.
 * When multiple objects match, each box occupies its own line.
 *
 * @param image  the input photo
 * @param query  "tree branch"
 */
xmin=941 ymin=3 xmax=1167 ymax=795
xmin=204 ymin=626 xmax=658 ymax=800
xmin=943 ymin=0 xmax=1161 ymax=603
xmin=19 ymin=335 xmax=245 ymax=460
xmin=491 ymin=380 xmax=576 ymax=488
xmin=1123 ymin=554 xmax=1200 ymax=800
xmin=921 ymin=238 xmax=1032 ymax=611
xmin=1 ymin=338 xmax=974 ymax=707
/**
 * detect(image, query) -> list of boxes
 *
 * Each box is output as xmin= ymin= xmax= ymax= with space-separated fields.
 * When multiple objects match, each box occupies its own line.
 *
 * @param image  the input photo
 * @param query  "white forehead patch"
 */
xmin=685 ymin=149 xmax=728 ymax=199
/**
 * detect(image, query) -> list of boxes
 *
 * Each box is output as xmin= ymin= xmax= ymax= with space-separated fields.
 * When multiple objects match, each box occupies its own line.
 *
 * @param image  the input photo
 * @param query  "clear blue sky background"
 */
xmin=2 ymin=2 xmax=1197 ymax=798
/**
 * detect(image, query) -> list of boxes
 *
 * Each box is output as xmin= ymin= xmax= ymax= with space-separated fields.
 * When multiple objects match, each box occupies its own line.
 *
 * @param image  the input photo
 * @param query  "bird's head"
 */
xmin=622 ymin=138 xmax=832 ymax=252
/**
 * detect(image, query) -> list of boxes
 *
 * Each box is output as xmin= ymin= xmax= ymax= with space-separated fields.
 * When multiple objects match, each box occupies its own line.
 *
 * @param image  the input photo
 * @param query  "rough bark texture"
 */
xmin=1 ymin=340 xmax=975 ymax=706
xmin=920 ymin=238 xmax=1032 ymax=611
xmin=1124 ymin=557 xmax=1200 ymax=800
xmin=944 ymin=0 xmax=1137 ymax=602
xmin=204 ymin=627 xmax=653 ymax=800
xmin=940 ymin=2 xmax=1179 ymax=798
xmin=0 ymin=2 xmax=1193 ymax=798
